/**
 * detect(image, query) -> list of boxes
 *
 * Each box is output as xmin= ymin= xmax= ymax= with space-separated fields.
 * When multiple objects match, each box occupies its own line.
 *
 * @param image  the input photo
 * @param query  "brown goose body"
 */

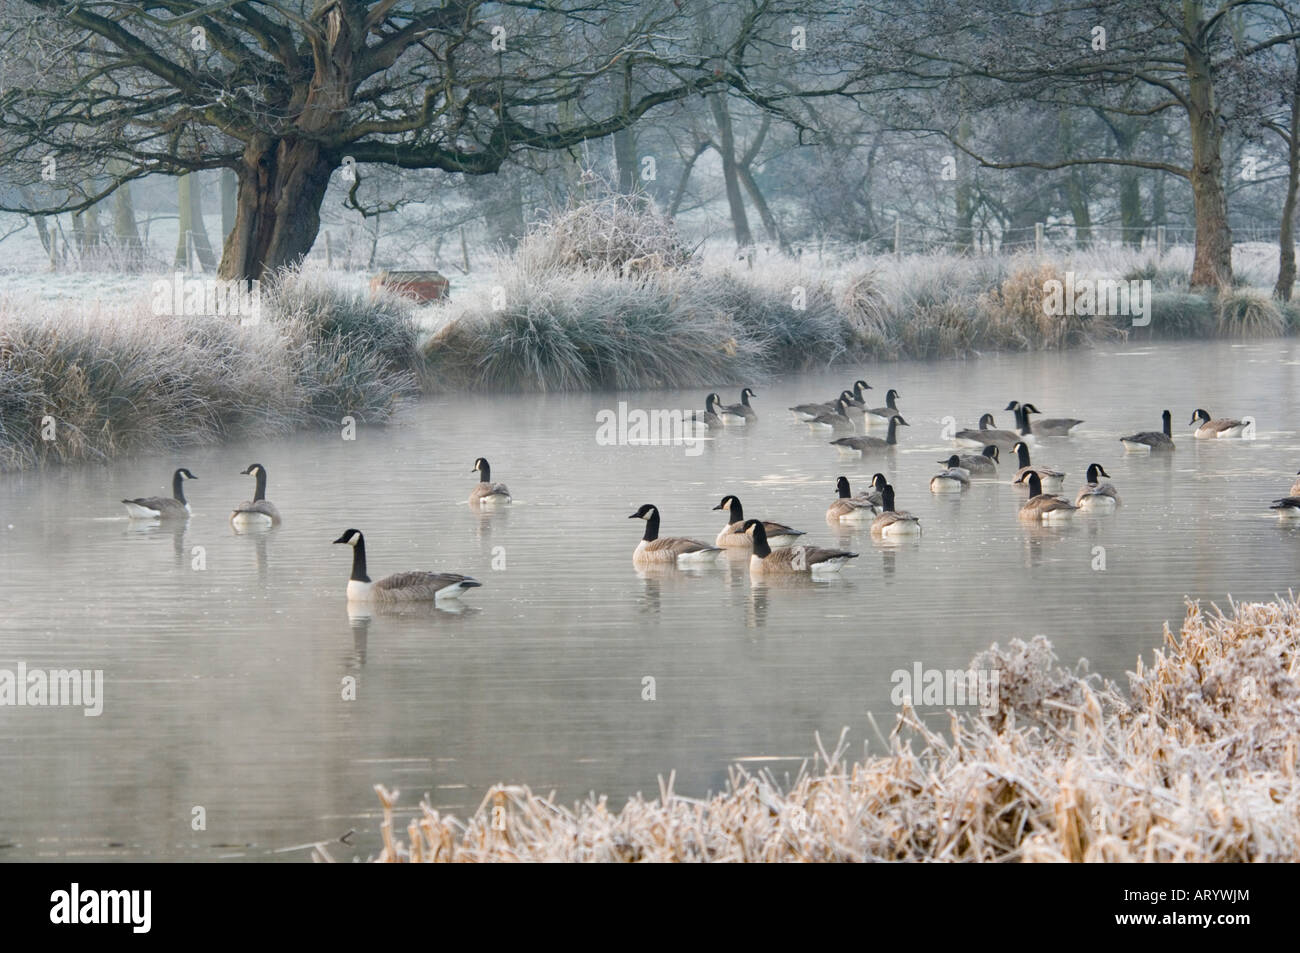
xmin=629 ymin=504 xmax=721 ymax=566
xmin=744 ymin=521 xmax=857 ymax=574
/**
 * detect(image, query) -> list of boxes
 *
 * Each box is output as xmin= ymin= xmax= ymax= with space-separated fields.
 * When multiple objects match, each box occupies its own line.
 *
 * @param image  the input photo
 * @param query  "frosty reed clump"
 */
xmin=355 ymin=596 xmax=1300 ymax=863
xmin=0 ymin=268 xmax=422 ymax=471
xmin=424 ymin=196 xmax=1284 ymax=393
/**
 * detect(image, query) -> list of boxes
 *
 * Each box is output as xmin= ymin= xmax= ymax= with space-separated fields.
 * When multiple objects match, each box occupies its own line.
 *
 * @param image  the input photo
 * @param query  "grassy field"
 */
xmin=358 ymin=596 xmax=1300 ymax=863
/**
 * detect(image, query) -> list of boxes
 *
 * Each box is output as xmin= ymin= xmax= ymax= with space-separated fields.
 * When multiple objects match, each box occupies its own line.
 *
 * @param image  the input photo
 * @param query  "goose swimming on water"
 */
xmin=946 ymin=445 xmax=999 ymax=475
xmin=712 ymin=495 xmax=805 ymax=549
xmin=231 ymin=463 xmax=282 ymax=527
xmin=122 ymin=468 xmax=197 ymax=520
xmin=743 ymin=520 xmax=858 ymax=575
xmin=333 ymin=528 xmax=482 ymax=602
xmin=829 ymin=415 xmax=908 ymax=455
xmin=1074 ymin=463 xmax=1121 ymax=509
xmin=629 ymin=504 xmax=723 ymax=566
xmin=470 ymin=457 xmax=512 ymax=505
xmin=1120 ymin=410 xmax=1175 ymax=451
xmin=1189 ymin=408 xmax=1246 ymax=439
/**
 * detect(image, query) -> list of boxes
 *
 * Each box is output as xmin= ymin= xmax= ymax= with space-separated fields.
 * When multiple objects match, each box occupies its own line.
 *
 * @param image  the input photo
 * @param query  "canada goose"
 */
xmin=829 ymin=415 xmax=908 ymax=455
xmin=1018 ymin=472 xmax=1079 ymax=522
xmin=333 ymin=528 xmax=482 ymax=602
xmin=849 ymin=379 xmax=872 ymax=405
xmin=871 ymin=484 xmax=922 ymax=536
xmin=827 ymin=475 xmax=881 ymax=522
xmin=945 ymin=445 xmax=1000 ymax=475
xmin=470 ymin=457 xmax=512 ymax=505
xmin=703 ymin=393 xmax=725 ymax=428
xmin=230 ymin=463 xmax=282 ymax=527
xmin=1189 ymin=408 xmax=1246 ymax=439
xmin=807 ymin=396 xmax=855 ymax=433
xmin=1007 ymin=401 xmax=1083 ymax=437
xmin=744 ymin=520 xmax=858 ymax=574
xmin=930 ymin=456 xmax=971 ymax=493
xmin=715 ymin=389 xmax=750 ymax=425
xmin=1120 ymin=410 xmax=1175 ymax=452
xmin=863 ymin=389 xmax=902 ymax=426
xmin=954 ymin=414 xmax=1019 ymax=450
xmin=1009 ymin=442 xmax=1066 ymax=492
xmin=629 ymin=504 xmax=722 ymax=566
xmin=1270 ymin=496 xmax=1300 ymax=520
xmin=721 ymin=387 xmax=758 ymax=422
xmin=1074 ymin=463 xmax=1121 ymax=508
xmin=122 ymin=468 xmax=197 ymax=520
xmin=713 ymin=495 xmax=805 ymax=548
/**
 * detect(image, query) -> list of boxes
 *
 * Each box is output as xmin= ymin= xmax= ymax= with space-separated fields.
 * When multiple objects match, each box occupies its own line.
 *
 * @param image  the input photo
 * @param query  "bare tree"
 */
xmin=0 ymin=1 xmax=855 ymax=280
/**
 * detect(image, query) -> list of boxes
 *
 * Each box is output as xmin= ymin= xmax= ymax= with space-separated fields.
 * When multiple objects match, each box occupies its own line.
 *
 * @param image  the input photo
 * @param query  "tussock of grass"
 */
xmin=1214 ymin=288 xmax=1285 ymax=338
xmin=361 ymin=597 xmax=1300 ymax=862
xmin=1147 ymin=292 xmax=1215 ymax=337
xmin=515 ymin=186 xmax=693 ymax=275
xmin=425 ymin=265 xmax=769 ymax=391
xmin=0 ymin=269 xmax=422 ymax=471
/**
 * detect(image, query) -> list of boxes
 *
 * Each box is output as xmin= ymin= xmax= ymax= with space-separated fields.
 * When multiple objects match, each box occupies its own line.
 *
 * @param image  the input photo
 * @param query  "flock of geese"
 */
xmin=116 ymin=381 xmax=1294 ymax=604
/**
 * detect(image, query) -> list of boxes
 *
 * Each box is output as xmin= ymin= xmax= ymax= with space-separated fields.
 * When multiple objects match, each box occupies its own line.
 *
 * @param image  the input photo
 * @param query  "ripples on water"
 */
xmin=1 ymin=340 xmax=1298 ymax=859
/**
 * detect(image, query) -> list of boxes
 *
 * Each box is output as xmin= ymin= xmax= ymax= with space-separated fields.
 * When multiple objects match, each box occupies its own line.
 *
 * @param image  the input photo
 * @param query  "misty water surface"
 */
xmin=2 ymin=338 xmax=1298 ymax=860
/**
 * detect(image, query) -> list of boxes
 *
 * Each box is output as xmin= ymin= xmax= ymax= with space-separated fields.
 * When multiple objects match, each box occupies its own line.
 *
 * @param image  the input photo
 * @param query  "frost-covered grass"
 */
xmin=361 ymin=596 xmax=1300 ymax=863
xmin=0 ymin=269 xmax=422 ymax=471
xmin=2 ymin=198 xmax=1293 ymax=465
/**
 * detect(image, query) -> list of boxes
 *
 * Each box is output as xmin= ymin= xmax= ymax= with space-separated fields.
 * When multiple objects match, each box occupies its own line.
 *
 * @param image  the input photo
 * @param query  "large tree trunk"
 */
xmin=708 ymin=93 xmax=753 ymax=248
xmin=219 ymin=6 xmax=355 ymax=282
xmin=1275 ymin=54 xmax=1300 ymax=301
xmin=1184 ymin=35 xmax=1233 ymax=289
xmin=219 ymin=136 xmax=335 ymax=282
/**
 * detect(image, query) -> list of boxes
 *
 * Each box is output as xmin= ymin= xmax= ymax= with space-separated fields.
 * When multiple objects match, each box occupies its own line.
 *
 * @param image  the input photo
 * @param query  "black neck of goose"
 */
xmin=1086 ymin=464 xmax=1099 ymax=484
xmin=750 ymin=524 xmax=772 ymax=558
xmin=887 ymin=417 xmax=899 ymax=444
xmin=983 ymin=446 xmax=997 ymax=459
xmin=883 ymin=486 xmax=896 ymax=512
xmin=350 ymin=537 xmax=370 ymax=583
xmin=478 ymin=462 xmax=491 ymax=483
xmin=1162 ymin=413 xmax=1171 ymax=437
xmin=1017 ymin=407 xmax=1032 ymax=434
xmin=172 ymin=471 xmax=187 ymax=505
xmin=838 ymin=482 xmax=851 ymax=499
xmin=727 ymin=499 xmax=744 ymax=523
xmin=1027 ymin=475 xmax=1042 ymax=497
xmin=742 ymin=391 xmax=752 ymax=407
xmin=643 ymin=510 xmax=660 ymax=542
xmin=1015 ymin=444 xmax=1031 ymax=467
xmin=887 ymin=393 xmax=897 ymax=410
xmin=252 ymin=468 xmax=267 ymax=502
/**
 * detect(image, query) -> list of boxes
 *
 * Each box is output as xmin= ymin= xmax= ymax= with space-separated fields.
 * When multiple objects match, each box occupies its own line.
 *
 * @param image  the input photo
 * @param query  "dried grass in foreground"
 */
xmin=348 ymin=597 xmax=1300 ymax=863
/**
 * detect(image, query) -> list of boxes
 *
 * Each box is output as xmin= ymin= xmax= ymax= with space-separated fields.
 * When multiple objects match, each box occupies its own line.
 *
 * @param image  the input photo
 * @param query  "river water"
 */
xmin=2 ymin=338 xmax=1298 ymax=859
